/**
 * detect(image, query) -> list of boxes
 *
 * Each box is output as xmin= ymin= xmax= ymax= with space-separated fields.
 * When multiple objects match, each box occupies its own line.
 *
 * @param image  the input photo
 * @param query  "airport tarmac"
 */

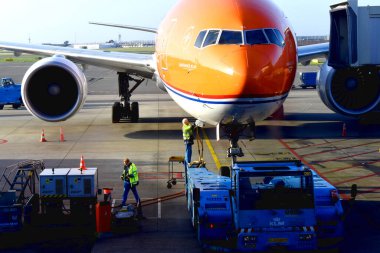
xmin=0 ymin=62 xmax=380 ymax=253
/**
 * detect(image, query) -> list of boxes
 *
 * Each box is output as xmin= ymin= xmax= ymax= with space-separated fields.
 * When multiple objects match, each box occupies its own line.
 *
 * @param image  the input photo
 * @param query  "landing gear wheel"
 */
xmin=167 ymin=182 xmax=172 ymax=189
xmin=131 ymin=102 xmax=139 ymax=123
xmin=0 ymin=105 xmax=4 ymax=110
xmin=12 ymin=104 xmax=21 ymax=109
xmin=172 ymin=179 xmax=177 ymax=185
xmin=112 ymin=102 xmax=122 ymax=123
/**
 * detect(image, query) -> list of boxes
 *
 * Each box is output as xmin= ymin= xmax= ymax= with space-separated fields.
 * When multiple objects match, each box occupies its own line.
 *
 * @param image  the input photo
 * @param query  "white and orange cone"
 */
xmin=60 ymin=127 xmax=65 ymax=142
xmin=342 ymin=123 xmax=347 ymax=137
xmin=40 ymin=129 xmax=47 ymax=142
xmin=79 ymin=155 xmax=87 ymax=171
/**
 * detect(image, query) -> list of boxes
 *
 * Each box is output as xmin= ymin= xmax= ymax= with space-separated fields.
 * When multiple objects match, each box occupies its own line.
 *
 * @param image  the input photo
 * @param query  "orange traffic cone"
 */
xmin=60 ymin=127 xmax=65 ymax=142
xmin=342 ymin=123 xmax=347 ymax=137
xmin=79 ymin=155 xmax=87 ymax=171
xmin=40 ymin=129 xmax=47 ymax=142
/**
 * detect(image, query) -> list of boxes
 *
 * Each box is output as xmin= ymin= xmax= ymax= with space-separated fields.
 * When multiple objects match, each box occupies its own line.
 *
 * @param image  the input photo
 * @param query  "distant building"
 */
xmin=72 ymin=42 xmax=119 ymax=50
xmin=297 ymin=36 xmax=329 ymax=46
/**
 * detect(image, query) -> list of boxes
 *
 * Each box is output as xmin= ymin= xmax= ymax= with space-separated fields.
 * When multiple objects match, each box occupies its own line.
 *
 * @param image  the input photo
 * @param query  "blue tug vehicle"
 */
xmin=186 ymin=160 xmax=354 ymax=251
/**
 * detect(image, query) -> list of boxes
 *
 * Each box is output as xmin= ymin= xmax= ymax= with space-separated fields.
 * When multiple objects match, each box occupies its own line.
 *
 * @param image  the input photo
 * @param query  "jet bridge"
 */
xmin=329 ymin=0 xmax=380 ymax=68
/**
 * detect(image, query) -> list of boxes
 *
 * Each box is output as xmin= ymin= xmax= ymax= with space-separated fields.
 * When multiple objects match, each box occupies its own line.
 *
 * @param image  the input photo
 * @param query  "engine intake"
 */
xmin=22 ymin=56 xmax=87 ymax=122
xmin=318 ymin=62 xmax=380 ymax=116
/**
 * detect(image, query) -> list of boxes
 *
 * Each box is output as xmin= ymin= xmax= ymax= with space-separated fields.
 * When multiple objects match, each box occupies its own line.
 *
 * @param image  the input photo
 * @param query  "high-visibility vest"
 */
xmin=182 ymin=124 xmax=193 ymax=140
xmin=122 ymin=163 xmax=139 ymax=185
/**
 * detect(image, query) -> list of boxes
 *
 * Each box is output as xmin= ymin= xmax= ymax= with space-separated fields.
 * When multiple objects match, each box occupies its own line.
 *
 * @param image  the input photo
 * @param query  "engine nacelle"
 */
xmin=22 ymin=56 xmax=87 ymax=122
xmin=317 ymin=62 xmax=380 ymax=117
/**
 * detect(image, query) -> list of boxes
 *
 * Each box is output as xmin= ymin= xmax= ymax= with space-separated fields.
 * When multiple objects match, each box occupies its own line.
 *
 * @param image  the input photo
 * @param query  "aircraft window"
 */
xmin=264 ymin=29 xmax=282 ymax=47
xmin=245 ymin=30 xmax=268 ymax=45
xmin=274 ymin=29 xmax=285 ymax=46
xmin=195 ymin=30 xmax=207 ymax=48
xmin=203 ymin=30 xmax=220 ymax=47
xmin=219 ymin=30 xmax=243 ymax=45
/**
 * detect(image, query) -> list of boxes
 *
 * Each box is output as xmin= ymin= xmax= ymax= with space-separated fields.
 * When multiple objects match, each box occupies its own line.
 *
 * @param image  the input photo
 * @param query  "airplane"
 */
xmin=0 ymin=0 xmax=378 ymax=158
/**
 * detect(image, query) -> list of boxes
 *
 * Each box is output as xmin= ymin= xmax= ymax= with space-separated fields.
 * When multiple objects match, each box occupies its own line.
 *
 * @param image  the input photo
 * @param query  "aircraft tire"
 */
xmin=112 ymin=102 xmax=122 ymax=123
xmin=131 ymin=102 xmax=139 ymax=123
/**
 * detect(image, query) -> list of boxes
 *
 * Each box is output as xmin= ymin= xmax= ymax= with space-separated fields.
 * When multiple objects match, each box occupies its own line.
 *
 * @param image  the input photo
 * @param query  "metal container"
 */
xmin=39 ymin=168 xmax=71 ymax=197
xmin=67 ymin=168 xmax=98 ymax=198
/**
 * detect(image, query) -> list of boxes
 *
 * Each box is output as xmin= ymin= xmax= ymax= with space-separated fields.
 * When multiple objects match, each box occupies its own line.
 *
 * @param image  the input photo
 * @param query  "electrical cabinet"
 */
xmin=39 ymin=169 xmax=70 ymax=197
xmin=67 ymin=168 xmax=98 ymax=198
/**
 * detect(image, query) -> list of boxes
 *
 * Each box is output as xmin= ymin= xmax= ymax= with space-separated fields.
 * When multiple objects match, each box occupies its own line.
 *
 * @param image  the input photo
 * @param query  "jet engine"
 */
xmin=21 ymin=56 xmax=87 ymax=122
xmin=318 ymin=62 xmax=380 ymax=117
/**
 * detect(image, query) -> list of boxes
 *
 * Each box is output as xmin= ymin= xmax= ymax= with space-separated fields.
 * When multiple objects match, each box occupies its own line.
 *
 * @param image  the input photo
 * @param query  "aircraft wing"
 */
xmin=0 ymin=41 xmax=156 ymax=78
xmin=297 ymin=42 xmax=329 ymax=64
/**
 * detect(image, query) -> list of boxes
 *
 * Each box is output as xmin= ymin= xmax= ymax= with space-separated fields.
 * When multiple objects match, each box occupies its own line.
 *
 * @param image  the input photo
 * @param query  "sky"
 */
xmin=0 ymin=0 xmax=378 ymax=44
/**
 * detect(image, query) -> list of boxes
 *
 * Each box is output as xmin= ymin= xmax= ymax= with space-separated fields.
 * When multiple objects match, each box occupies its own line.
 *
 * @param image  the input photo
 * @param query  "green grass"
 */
xmin=0 ymin=52 xmax=43 ymax=63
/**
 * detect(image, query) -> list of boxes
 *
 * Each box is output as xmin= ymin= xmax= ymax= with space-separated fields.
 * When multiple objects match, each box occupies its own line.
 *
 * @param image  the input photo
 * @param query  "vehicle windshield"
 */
xmin=239 ymin=171 xmax=314 ymax=210
xmin=1 ymin=79 xmax=14 ymax=86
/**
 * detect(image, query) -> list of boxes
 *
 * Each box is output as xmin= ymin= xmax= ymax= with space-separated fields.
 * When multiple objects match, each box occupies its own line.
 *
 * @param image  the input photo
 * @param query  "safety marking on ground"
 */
xmin=279 ymin=139 xmax=350 ymax=200
xmin=139 ymin=172 xmax=183 ymax=180
xmin=323 ymin=160 xmax=380 ymax=175
xmin=0 ymin=139 xmax=8 ymax=144
xmin=317 ymin=150 xmax=378 ymax=164
xmin=158 ymin=198 xmax=161 ymax=219
xmin=301 ymin=140 xmax=380 ymax=158
xmin=202 ymin=128 xmax=221 ymax=169
xmin=291 ymin=139 xmax=350 ymax=150
xmin=334 ymin=173 xmax=380 ymax=186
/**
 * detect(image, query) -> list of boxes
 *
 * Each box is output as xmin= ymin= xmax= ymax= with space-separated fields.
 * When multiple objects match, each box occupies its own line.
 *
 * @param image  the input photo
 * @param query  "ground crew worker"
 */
xmin=182 ymin=118 xmax=194 ymax=167
xmin=120 ymin=158 xmax=141 ymax=207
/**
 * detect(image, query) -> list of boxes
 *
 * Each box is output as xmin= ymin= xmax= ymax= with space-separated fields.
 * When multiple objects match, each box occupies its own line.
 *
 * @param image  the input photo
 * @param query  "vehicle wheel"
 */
xmin=167 ymin=183 xmax=172 ymax=189
xmin=112 ymin=102 xmax=122 ymax=123
xmin=12 ymin=104 xmax=21 ymax=109
xmin=172 ymin=179 xmax=177 ymax=185
xmin=131 ymin=102 xmax=139 ymax=123
xmin=0 ymin=105 xmax=3 ymax=110
xmin=220 ymin=166 xmax=230 ymax=177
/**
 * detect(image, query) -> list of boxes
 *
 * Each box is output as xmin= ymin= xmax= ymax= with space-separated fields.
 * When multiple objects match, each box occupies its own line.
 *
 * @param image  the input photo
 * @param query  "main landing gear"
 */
xmin=112 ymin=72 xmax=145 ymax=123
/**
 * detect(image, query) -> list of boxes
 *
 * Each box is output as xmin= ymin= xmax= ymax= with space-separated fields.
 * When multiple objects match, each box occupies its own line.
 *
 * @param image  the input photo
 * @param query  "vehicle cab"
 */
xmin=0 ymin=77 xmax=22 ymax=109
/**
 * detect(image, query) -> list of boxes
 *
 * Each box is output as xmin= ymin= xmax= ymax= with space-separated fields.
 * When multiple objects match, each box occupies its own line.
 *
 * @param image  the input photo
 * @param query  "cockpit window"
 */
xmin=194 ymin=30 xmax=207 ymax=48
xmin=203 ymin=30 xmax=220 ymax=47
xmin=264 ymin=29 xmax=283 ymax=47
xmin=274 ymin=29 xmax=285 ymax=46
xmin=219 ymin=30 xmax=243 ymax=45
xmin=245 ymin=30 xmax=268 ymax=45
xmin=195 ymin=28 xmax=285 ymax=48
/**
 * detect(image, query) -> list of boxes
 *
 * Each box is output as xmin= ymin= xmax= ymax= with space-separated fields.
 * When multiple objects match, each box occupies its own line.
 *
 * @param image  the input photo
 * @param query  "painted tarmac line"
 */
xmin=290 ymin=139 xmax=350 ymax=150
xmin=202 ymin=128 xmax=221 ymax=169
xmin=323 ymin=160 xmax=380 ymax=175
xmin=317 ymin=150 xmax=378 ymax=164
xmin=301 ymin=140 xmax=380 ymax=158
xmin=158 ymin=198 xmax=162 ymax=219
xmin=279 ymin=139 xmax=351 ymax=200
xmin=334 ymin=173 xmax=379 ymax=186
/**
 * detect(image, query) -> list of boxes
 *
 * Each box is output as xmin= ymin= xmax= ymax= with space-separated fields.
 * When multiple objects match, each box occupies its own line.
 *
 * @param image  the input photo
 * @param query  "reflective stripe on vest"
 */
xmin=182 ymin=124 xmax=193 ymax=140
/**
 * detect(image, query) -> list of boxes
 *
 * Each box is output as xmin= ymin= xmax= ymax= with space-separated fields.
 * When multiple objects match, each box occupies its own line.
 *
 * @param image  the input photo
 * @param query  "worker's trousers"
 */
xmin=122 ymin=181 xmax=140 ymax=206
xmin=185 ymin=143 xmax=192 ymax=166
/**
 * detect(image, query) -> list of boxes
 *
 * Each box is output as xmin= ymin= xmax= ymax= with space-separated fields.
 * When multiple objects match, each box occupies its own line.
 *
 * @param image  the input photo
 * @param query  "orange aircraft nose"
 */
xmin=219 ymin=44 xmax=295 ymax=99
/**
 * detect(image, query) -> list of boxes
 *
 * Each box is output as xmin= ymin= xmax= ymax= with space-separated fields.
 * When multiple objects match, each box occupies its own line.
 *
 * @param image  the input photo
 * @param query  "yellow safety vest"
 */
xmin=122 ymin=163 xmax=139 ymax=185
xmin=182 ymin=124 xmax=193 ymax=140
